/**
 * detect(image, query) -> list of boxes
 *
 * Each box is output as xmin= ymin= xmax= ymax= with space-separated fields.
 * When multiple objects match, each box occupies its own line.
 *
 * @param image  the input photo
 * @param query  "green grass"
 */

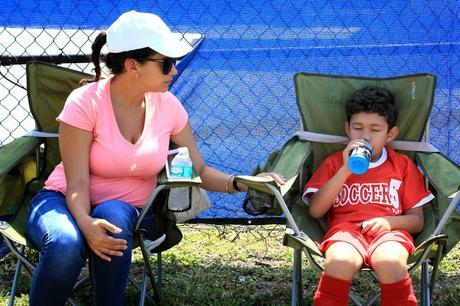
xmin=1 ymin=224 xmax=459 ymax=305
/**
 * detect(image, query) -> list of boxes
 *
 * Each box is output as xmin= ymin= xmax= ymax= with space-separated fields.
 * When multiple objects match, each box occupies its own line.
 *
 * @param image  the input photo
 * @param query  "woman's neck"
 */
xmin=110 ymin=74 xmax=145 ymax=107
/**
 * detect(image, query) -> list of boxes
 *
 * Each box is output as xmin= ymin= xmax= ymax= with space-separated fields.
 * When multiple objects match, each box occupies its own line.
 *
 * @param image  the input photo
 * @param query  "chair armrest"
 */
xmin=234 ymin=137 xmax=311 ymax=196
xmin=416 ymin=152 xmax=459 ymax=198
xmin=235 ymin=175 xmax=298 ymax=196
xmin=416 ymin=152 xmax=460 ymax=254
xmin=408 ymin=234 xmax=447 ymax=265
xmin=157 ymin=167 xmax=202 ymax=187
xmin=283 ymin=227 xmax=322 ymax=256
xmin=237 ymin=137 xmax=311 ymax=218
xmin=0 ymin=136 xmax=40 ymax=176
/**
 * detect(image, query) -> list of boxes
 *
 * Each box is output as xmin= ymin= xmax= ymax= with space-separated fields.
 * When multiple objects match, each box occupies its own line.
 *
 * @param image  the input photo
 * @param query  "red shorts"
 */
xmin=317 ymin=224 xmax=415 ymax=267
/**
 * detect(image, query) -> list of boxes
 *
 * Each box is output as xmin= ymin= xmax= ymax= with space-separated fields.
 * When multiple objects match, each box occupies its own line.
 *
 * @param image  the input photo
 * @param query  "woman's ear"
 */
xmin=386 ymin=126 xmax=399 ymax=143
xmin=123 ymin=58 xmax=139 ymax=73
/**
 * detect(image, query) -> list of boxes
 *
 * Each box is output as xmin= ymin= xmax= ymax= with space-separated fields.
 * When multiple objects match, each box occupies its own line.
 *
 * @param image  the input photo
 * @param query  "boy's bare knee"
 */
xmin=324 ymin=242 xmax=363 ymax=280
xmin=371 ymin=242 xmax=409 ymax=283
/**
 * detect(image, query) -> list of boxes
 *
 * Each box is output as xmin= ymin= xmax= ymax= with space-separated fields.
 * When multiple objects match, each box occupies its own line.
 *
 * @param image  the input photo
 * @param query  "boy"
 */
xmin=302 ymin=86 xmax=433 ymax=306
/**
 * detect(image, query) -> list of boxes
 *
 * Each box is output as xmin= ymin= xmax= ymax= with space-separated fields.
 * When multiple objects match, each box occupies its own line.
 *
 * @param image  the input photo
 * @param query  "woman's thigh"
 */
xmin=26 ymin=189 xmax=86 ymax=253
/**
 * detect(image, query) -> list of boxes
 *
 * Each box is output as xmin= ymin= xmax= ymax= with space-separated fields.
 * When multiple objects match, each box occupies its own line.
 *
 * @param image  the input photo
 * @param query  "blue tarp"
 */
xmin=1 ymin=0 xmax=459 ymax=220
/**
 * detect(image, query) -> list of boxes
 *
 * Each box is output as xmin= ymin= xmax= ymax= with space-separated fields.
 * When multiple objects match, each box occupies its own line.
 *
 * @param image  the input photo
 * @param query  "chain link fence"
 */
xmin=1 ymin=0 xmax=459 ymax=222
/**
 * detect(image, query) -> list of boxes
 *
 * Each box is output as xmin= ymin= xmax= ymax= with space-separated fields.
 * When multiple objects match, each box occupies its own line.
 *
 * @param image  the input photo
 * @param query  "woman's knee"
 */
xmin=324 ymin=242 xmax=363 ymax=280
xmin=91 ymin=200 xmax=138 ymax=236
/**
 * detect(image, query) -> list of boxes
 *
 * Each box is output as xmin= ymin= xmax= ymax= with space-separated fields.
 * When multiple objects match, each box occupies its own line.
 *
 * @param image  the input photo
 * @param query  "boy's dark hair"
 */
xmin=345 ymin=86 xmax=398 ymax=129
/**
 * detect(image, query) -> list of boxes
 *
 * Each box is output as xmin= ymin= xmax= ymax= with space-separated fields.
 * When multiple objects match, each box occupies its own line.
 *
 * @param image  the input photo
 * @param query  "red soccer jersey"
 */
xmin=303 ymin=146 xmax=433 ymax=230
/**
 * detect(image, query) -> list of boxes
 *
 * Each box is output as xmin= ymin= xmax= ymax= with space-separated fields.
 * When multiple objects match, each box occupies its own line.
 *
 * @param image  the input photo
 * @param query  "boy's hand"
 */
xmin=360 ymin=217 xmax=391 ymax=238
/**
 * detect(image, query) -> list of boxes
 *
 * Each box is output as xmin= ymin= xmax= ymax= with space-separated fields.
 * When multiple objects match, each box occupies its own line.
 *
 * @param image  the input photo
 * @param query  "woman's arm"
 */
xmin=59 ymin=122 xmax=127 ymax=261
xmin=59 ymin=122 xmax=92 ymax=220
xmin=171 ymin=122 xmax=284 ymax=193
xmin=171 ymin=122 xmax=240 ymax=192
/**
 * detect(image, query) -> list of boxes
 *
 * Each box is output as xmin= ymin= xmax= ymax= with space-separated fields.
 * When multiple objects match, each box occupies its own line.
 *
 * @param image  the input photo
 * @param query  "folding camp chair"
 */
xmin=236 ymin=73 xmax=460 ymax=306
xmin=0 ymin=61 xmax=201 ymax=305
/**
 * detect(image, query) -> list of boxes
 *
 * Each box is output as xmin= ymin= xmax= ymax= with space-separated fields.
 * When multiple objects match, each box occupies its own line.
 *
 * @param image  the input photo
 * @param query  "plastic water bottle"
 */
xmin=348 ymin=139 xmax=373 ymax=175
xmin=170 ymin=147 xmax=193 ymax=179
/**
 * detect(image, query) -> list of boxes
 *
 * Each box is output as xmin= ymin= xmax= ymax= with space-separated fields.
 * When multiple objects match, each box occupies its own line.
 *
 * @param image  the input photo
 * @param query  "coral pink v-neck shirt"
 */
xmin=44 ymin=77 xmax=188 ymax=207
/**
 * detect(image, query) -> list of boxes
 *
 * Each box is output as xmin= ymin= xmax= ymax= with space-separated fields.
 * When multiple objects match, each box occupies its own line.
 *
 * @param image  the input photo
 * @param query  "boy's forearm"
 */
xmin=385 ymin=214 xmax=424 ymax=234
xmin=309 ymin=167 xmax=351 ymax=218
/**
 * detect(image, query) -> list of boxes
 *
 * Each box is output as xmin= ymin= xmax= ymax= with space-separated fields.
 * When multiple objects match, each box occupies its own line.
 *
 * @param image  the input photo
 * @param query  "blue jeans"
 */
xmin=0 ymin=236 xmax=10 ymax=259
xmin=26 ymin=189 xmax=155 ymax=306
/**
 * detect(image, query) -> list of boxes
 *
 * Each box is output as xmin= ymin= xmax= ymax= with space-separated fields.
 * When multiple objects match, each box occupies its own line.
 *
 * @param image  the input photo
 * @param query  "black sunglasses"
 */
xmin=140 ymin=57 xmax=177 ymax=75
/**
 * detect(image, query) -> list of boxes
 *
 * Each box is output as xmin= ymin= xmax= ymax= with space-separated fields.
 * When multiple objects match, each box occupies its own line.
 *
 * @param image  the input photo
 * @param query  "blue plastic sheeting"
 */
xmin=1 ymin=0 xmax=459 ymax=220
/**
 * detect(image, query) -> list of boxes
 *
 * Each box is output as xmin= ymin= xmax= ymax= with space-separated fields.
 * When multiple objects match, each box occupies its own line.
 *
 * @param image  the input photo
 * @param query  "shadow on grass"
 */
xmin=0 ymin=225 xmax=458 ymax=306
xmin=0 ymin=254 xmax=296 ymax=305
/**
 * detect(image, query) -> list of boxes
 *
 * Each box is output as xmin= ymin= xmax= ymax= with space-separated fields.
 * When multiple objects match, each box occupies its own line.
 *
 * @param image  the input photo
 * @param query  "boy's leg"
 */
xmin=314 ymin=241 xmax=363 ymax=306
xmin=323 ymin=242 xmax=363 ymax=279
xmin=370 ymin=233 xmax=417 ymax=306
xmin=370 ymin=240 xmax=410 ymax=283
xmin=26 ymin=189 xmax=87 ymax=306
xmin=89 ymin=200 xmax=139 ymax=306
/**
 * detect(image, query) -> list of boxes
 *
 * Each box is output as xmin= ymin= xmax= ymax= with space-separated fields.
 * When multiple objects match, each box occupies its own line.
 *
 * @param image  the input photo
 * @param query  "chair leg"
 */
xmin=139 ymin=268 xmax=148 ymax=306
xmin=349 ymin=294 xmax=363 ymax=306
xmin=67 ymin=296 xmax=78 ymax=306
xmin=8 ymin=245 xmax=24 ymax=306
xmin=156 ymin=252 xmax=162 ymax=294
xmin=137 ymin=233 xmax=160 ymax=304
xmin=421 ymin=261 xmax=431 ymax=306
xmin=128 ymin=273 xmax=155 ymax=306
xmin=73 ymin=274 xmax=90 ymax=292
xmin=361 ymin=270 xmax=379 ymax=306
xmin=429 ymin=241 xmax=445 ymax=293
xmin=362 ymin=291 xmax=378 ymax=306
xmin=292 ymin=248 xmax=302 ymax=306
xmin=2 ymin=237 xmax=82 ymax=306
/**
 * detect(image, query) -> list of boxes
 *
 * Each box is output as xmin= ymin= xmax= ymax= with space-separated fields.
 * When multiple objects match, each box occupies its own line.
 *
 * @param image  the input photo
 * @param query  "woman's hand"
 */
xmin=233 ymin=172 xmax=286 ymax=193
xmin=361 ymin=217 xmax=391 ymax=238
xmin=256 ymin=172 xmax=286 ymax=185
xmin=79 ymin=217 xmax=128 ymax=262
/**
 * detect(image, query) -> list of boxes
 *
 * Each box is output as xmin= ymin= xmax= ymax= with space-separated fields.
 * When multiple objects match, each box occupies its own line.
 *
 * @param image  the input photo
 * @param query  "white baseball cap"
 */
xmin=106 ymin=10 xmax=193 ymax=58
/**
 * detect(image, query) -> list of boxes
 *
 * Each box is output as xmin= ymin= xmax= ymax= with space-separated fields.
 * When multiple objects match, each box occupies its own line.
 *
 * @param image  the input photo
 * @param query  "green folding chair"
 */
xmin=0 ymin=61 xmax=201 ymax=305
xmin=237 ymin=73 xmax=460 ymax=306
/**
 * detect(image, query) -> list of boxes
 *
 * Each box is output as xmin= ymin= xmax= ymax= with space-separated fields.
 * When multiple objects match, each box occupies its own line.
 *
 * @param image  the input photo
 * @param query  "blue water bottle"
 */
xmin=348 ymin=139 xmax=373 ymax=174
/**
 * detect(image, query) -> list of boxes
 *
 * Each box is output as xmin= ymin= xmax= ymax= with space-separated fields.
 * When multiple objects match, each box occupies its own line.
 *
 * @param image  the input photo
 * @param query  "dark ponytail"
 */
xmin=80 ymin=32 xmax=157 ymax=85
xmin=91 ymin=32 xmax=107 ymax=81
xmin=80 ymin=32 xmax=106 ymax=85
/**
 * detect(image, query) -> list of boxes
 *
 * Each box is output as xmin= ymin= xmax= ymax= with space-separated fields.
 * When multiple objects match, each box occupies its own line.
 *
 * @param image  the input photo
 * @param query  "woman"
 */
xmin=26 ymin=10 xmax=283 ymax=306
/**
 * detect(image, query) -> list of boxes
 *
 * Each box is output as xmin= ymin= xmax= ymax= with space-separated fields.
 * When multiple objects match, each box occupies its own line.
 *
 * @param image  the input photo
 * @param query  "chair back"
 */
xmin=291 ymin=73 xmax=449 ymax=249
xmin=294 ymin=73 xmax=436 ymax=170
xmin=26 ymin=61 xmax=91 ymax=176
